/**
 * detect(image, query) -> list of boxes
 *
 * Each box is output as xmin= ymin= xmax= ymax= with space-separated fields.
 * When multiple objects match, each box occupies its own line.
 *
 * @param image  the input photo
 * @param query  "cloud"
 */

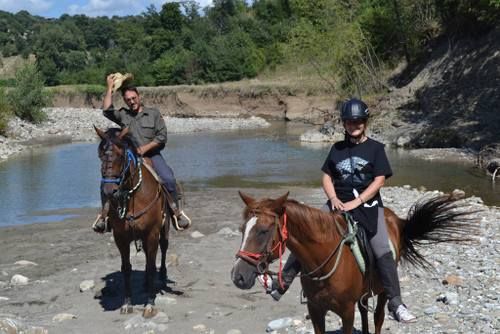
xmin=68 ymin=0 xmax=144 ymax=17
xmin=0 ymin=0 xmax=214 ymax=18
xmin=0 ymin=0 xmax=53 ymax=15
xmin=68 ymin=0 xmax=214 ymax=17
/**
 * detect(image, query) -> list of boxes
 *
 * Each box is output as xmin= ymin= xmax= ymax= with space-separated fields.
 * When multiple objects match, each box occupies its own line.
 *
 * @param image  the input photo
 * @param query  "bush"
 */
xmin=0 ymin=88 xmax=12 ymax=136
xmin=7 ymin=63 xmax=51 ymax=123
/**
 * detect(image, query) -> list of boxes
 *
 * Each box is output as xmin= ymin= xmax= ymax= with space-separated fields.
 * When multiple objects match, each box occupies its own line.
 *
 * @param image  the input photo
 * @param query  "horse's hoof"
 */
xmin=142 ymin=305 xmax=157 ymax=318
xmin=120 ymin=304 xmax=133 ymax=314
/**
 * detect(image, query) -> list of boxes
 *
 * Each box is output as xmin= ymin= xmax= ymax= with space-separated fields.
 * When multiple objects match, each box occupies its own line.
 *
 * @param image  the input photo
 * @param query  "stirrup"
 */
xmin=300 ymin=290 xmax=308 ymax=304
xmin=172 ymin=211 xmax=192 ymax=231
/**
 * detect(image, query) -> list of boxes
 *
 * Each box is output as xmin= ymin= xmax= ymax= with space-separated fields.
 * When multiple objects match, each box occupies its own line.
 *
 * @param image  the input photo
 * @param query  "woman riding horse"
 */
xmin=258 ymin=98 xmax=416 ymax=323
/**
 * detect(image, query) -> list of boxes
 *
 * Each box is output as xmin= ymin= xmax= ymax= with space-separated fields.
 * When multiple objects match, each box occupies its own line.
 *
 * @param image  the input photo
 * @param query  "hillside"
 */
xmin=48 ymin=26 xmax=500 ymax=153
xmin=369 ymin=27 xmax=500 ymax=151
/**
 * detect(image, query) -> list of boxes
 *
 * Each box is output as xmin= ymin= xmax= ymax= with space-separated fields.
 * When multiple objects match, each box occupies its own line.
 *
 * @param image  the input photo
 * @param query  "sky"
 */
xmin=0 ymin=0 xmax=214 ymax=18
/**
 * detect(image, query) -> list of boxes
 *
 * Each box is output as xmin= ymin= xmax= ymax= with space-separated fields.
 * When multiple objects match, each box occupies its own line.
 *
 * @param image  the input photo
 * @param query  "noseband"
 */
xmin=236 ymin=210 xmax=288 ymax=288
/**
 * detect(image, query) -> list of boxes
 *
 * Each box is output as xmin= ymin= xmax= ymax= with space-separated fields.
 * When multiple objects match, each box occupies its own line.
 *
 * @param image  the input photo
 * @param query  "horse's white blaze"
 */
xmin=240 ymin=217 xmax=258 ymax=251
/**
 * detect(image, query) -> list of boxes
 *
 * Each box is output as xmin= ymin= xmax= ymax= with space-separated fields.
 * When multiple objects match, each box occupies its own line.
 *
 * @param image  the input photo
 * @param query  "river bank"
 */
xmin=0 ymin=186 xmax=498 ymax=334
xmin=0 ymin=107 xmax=479 ymax=166
xmin=0 ymin=108 xmax=271 ymax=162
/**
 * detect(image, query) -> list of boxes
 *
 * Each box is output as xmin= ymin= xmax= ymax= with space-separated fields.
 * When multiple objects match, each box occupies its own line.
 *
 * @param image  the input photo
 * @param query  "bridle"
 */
xmin=99 ymin=138 xmax=144 ymax=219
xmin=236 ymin=209 xmax=288 ymax=288
xmin=101 ymin=143 xmax=138 ymax=186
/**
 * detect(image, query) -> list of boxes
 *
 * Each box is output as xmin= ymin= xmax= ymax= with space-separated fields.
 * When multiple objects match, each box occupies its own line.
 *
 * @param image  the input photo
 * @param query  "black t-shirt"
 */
xmin=321 ymin=137 xmax=392 ymax=235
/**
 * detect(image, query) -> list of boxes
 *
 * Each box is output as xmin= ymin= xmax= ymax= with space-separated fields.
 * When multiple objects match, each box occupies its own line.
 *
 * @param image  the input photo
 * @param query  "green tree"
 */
xmin=160 ymin=2 xmax=184 ymax=32
xmin=7 ymin=63 xmax=51 ymax=123
xmin=152 ymin=48 xmax=194 ymax=85
xmin=0 ymin=87 xmax=12 ymax=135
xmin=212 ymin=29 xmax=265 ymax=81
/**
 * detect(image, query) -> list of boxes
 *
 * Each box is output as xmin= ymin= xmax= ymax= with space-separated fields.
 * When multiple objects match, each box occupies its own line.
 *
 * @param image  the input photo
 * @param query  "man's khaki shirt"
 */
xmin=103 ymin=105 xmax=167 ymax=154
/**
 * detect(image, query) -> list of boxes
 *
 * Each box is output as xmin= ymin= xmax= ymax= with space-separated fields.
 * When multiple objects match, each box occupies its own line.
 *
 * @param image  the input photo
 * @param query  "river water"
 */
xmin=0 ymin=122 xmax=497 ymax=227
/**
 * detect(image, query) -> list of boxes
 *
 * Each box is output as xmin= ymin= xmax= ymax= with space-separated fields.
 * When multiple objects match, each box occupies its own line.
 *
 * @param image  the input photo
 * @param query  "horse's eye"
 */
xmin=257 ymin=228 xmax=269 ymax=237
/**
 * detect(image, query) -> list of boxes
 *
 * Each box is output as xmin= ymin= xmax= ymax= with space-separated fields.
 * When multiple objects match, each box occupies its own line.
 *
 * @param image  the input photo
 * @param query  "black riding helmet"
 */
xmin=341 ymin=98 xmax=369 ymax=121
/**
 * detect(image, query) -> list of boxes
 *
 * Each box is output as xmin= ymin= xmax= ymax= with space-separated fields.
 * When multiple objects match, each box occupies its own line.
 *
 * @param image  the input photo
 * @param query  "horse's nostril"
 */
xmin=232 ymin=272 xmax=247 ymax=288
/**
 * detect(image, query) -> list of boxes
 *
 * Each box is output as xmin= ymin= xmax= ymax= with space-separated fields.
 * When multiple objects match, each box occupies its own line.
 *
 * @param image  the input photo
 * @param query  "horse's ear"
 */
xmin=118 ymin=127 xmax=129 ymax=140
xmin=239 ymin=191 xmax=255 ymax=206
xmin=94 ymin=125 xmax=106 ymax=140
xmin=272 ymin=192 xmax=289 ymax=214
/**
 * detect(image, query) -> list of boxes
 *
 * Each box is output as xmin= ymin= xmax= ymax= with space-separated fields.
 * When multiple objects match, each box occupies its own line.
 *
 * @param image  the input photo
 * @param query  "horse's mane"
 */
xmin=100 ymin=128 xmax=140 ymax=155
xmin=284 ymin=199 xmax=345 ymax=243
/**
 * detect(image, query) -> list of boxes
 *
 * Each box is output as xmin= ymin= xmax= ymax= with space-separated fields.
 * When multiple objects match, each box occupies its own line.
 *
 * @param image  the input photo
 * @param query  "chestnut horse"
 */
xmin=96 ymin=127 xmax=170 ymax=318
xmin=231 ymin=191 xmax=476 ymax=334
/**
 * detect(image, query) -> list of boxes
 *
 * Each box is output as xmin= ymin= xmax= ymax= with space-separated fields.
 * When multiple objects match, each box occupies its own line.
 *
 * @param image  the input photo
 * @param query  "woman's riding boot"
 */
xmin=376 ymin=252 xmax=403 ymax=312
xmin=259 ymin=253 xmax=302 ymax=301
xmin=279 ymin=253 xmax=302 ymax=293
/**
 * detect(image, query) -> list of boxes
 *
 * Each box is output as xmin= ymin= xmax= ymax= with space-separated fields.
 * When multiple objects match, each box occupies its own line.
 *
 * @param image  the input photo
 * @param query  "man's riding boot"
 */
xmin=162 ymin=185 xmax=191 ymax=230
xmin=376 ymin=252 xmax=403 ymax=312
xmin=169 ymin=191 xmax=182 ymax=218
xmin=92 ymin=201 xmax=110 ymax=233
xmin=92 ymin=215 xmax=107 ymax=233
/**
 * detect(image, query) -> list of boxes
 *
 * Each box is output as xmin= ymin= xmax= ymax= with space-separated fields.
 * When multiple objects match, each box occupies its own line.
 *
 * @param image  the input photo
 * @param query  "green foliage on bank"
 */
xmin=0 ymin=0 xmax=498 ymax=96
xmin=7 ymin=64 xmax=51 ymax=123
xmin=0 ymin=88 xmax=12 ymax=135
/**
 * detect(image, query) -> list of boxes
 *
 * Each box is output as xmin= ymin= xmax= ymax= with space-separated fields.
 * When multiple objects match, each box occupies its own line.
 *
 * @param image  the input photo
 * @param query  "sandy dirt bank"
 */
xmin=0 ymin=187 xmax=498 ymax=334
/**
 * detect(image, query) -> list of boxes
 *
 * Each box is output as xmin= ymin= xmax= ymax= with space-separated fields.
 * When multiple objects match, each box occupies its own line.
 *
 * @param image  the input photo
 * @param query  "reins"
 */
xmin=300 ymin=213 xmax=358 ymax=281
xmin=100 ymin=142 xmax=161 ymax=223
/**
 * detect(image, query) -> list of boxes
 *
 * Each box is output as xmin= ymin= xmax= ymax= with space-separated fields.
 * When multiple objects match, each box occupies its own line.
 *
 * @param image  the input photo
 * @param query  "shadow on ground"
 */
xmin=96 ymin=270 xmax=184 ymax=311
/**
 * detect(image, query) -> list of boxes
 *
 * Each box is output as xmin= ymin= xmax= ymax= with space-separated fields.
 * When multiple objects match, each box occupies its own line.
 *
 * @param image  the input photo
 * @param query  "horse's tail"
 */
xmin=400 ymin=195 xmax=479 ymax=269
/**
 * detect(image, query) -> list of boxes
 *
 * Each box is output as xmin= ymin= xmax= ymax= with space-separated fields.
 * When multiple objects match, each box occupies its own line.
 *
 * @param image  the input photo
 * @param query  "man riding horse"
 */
xmin=93 ymin=73 xmax=190 ymax=232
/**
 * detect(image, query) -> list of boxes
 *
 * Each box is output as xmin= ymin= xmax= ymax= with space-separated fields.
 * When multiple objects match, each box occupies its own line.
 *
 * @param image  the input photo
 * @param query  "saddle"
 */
xmin=342 ymin=213 xmax=396 ymax=276
xmin=142 ymin=159 xmax=192 ymax=231
xmin=93 ymin=158 xmax=191 ymax=233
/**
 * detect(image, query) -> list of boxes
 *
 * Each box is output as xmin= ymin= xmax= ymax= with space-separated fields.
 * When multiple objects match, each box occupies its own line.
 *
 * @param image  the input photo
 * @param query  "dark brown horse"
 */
xmin=231 ymin=191 xmax=477 ymax=334
xmin=96 ymin=127 xmax=170 ymax=318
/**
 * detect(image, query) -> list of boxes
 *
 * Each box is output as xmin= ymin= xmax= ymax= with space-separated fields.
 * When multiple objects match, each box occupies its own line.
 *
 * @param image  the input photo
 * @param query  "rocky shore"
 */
xmin=0 ymin=186 xmax=498 ymax=334
xmin=0 ymin=108 xmax=270 ymax=162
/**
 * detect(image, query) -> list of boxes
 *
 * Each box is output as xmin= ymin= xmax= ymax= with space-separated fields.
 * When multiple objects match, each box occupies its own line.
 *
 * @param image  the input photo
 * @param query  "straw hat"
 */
xmin=109 ymin=72 xmax=134 ymax=94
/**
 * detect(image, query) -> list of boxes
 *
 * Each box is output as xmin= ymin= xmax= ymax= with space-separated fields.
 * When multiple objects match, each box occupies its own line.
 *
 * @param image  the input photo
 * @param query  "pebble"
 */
xmin=226 ymin=330 xmax=242 ymax=334
xmin=216 ymin=227 xmax=240 ymax=237
xmin=425 ymin=305 xmax=440 ymax=316
xmin=79 ymin=279 xmax=95 ymax=292
xmin=14 ymin=260 xmax=37 ymax=266
xmin=190 ymin=231 xmax=205 ymax=239
xmin=193 ymin=324 xmax=206 ymax=331
xmin=10 ymin=274 xmax=29 ymax=286
xmin=266 ymin=317 xmax=293 ymax=332
xmin=155 ymin=295 xmax=177 ymax=306
xmin=52 ymin=313 xmax=77 ymax=322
